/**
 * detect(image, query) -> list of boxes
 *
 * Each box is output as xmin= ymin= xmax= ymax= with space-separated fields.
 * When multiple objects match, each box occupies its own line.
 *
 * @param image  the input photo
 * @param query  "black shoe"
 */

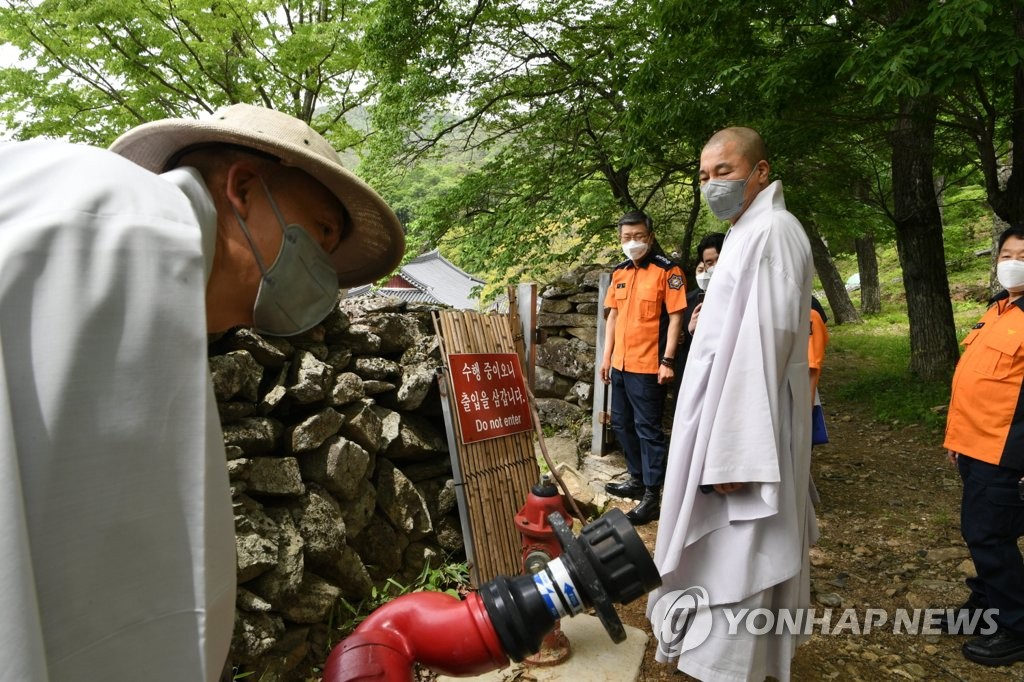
xmin=962 ymin=629 xmax=1024 ymax=666
xmin=626 ymin=488 xmax=660 ymax=525
xmin=934 ymin=595 xmax=988 ymax=634
xmin=605 ymin=477 xmax=644 ymax=500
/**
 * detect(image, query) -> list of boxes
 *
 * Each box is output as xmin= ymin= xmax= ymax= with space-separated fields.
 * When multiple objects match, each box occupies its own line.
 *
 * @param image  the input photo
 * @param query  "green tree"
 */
xmin=362 ymin=0 xmax=705 ymax=278
xmin=0 ymin=0 xmax=373 ymax=147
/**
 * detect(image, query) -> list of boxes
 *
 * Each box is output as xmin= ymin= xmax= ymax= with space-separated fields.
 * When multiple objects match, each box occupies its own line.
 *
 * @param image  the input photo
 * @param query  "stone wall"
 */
xmin=531 ymin=265 xmax=605 ymax=458
xmin=213 ymin=268 xmax=606 ymax=679
xmin=210 ymin=296 xmax=462 ymax=679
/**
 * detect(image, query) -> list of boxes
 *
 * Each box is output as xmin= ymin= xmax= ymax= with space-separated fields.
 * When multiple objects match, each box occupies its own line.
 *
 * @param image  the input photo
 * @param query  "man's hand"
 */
xmin=600 ymin=359 xmax=611 ymax=384
xmin=713 ymin=482 xmax=745 ymax=494
xmin=657 ymin=364 xmax=674 ymax=385
xmin=946 ymin=450 xmax=959 ymax=465
xmin=688 ymin=302 xmax=703 ymax=334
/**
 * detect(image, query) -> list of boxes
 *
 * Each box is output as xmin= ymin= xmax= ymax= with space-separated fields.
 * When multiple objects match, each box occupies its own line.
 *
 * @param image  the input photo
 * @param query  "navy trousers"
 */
xmin=958 ymin=454 xmax=1024 ymax=633
xmin=610 ymin=368 xmax=668 ymax=488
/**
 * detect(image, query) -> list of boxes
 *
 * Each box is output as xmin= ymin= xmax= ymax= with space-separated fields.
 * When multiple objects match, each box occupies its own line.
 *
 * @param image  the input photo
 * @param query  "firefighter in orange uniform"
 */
xmin=942 ymin=224 xmax=1024 ymax=667
xmin=599 ymin=210 xmax=687 ymax=525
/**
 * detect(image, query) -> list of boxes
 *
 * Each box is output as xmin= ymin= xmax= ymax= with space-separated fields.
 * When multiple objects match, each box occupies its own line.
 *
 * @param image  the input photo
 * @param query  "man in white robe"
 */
xmin=646 ymin=127 xmax=816 ymax=682
xmin=0 ymin=104 xmax=403 ymax=681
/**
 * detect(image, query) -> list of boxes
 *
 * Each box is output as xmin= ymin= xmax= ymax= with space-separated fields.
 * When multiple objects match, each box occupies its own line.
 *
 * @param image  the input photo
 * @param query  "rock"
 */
xmin=358 ymin=313 xmax=422 ymax=354
xmin=533 ymin=366 xmax=574 ymax=399
xmin=353 ymin=515 xmax=409 ymax=579
xmin=209 ymin=350 xmax=264 ymax=402
xmin=565 ymin=326 xmax=597 ymax=345
xmin=534 ymin=398 xmax=587 ymax=429
xmin=339 ymin=479 xmax=377 ymax=538
xmin=435 ymin=514 xmax=465 ymax=551
xmin=232 ymin=609 xmax=285 ymax=661
xmin=540 ymin=298 xmax=573 ymax=313
xmin=236 ymin=531 xmax=279 ymax=584
xmin=222 ymin=417 xmax=283 ymax=457
xmin=385 ymin=413 xmax=447 ymax=460
xmin=248 ymin=457 xmax=305 ymax=496
xmin=336 ymin=324 xmax=382 ymax=354
xmin=926 ymin=546 xmax=970 ymax=562
xmin=325 ymin=346 xmax=353 ymax=371
xmin=535 ymin=336 xmax=595 ymax=381
xmin=223 ymin=328 xmax=292 ymax=368
xmin=237 ymin=587 xmax=273 ymax=613
xmin=296 ymin=487 xmax=347 ymax=570
xmin=903 ymin=662 xmax=927 ymax=678
xmin=299 ymin=436 xmax=371 ymax=501
xmin=288 ymin=407 xmax=344 ymax=453
xmin=575 ymin=302 xmax=598 ymax=315
xmin=957 ymin=559 xmax=976 ymax=577
xmin=353 ymin=356 xmax=402 ymax=381
xmin=566 ymin=381 xmax=593 ymax=408
xmin=817 ymin=592 xmax=843 ymax=608
xmin=339 ymin=400 xmax=385 ymax=454
xmin=278 ymin=572 xmax=341 ymax=624
xmin=252 ymin=508 xmax=305 ymax=601
xmin=227 ymin=457 xmax=252 ymax=482
xmin=219 ymin=401 xmax=256 ymax=420
xmin=537 ymin=313 xmax=597 ymax=329
xmin=395 ymin=361 xmax=437 ymax=411
xmin=375 ymin=459 xmax=433 ymax=540
xmin=287 ymin=351 xmax=334 ymax=404
xmin=329 ymin=372 xmax=365 ymax=407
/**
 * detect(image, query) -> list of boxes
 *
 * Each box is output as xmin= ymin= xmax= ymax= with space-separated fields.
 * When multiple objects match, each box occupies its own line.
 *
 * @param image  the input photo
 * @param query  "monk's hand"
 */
xmin=713 ymin=482 xmax=744 ymax=494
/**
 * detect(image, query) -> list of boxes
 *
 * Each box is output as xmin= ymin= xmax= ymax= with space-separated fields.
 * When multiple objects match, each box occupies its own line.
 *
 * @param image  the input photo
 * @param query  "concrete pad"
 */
xmin=436 ymin=613 xmax=648 ymax=682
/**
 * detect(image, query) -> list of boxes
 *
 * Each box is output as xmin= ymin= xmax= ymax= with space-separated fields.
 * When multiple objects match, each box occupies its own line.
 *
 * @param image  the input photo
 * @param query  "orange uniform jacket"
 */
xmin=944 ymin=296 xmax=1024 ymax=469
xmin=604 ymin=253 xmax=688 ymax=374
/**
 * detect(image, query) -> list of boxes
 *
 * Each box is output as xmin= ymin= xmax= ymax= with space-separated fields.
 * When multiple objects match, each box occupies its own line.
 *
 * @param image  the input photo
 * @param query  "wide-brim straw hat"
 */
xmin=110 ymin=103 xmax=404 ymax=287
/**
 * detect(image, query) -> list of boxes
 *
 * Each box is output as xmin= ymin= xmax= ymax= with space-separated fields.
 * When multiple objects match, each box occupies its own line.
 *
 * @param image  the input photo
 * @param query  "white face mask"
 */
xmin=997 ymin=259 xmax=1024 ymax=290
xmin=695 ymin=271 xmax=710 ymax=291
xmin=232 ymin=178 xmax=340 ymax=336
xmin=700 ymin=164 xmax=759 ymax=221
xmin=622 ymin=240 xmax=649 ymax=262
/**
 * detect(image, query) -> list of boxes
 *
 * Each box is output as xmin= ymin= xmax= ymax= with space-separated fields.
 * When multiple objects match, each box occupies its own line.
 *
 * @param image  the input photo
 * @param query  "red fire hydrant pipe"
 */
xmin=322 ymin=590 xmax=508 ymax=681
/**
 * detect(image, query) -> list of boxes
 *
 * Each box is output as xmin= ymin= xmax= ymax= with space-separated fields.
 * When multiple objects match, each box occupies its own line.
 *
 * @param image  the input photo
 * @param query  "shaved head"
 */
xmin=703 ymin=127 xmax=768 ymax=166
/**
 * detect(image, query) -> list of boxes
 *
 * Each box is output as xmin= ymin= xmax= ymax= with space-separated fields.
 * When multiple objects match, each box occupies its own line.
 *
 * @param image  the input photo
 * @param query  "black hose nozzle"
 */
xmin=478 ymin=508 xmax=661 ymax=660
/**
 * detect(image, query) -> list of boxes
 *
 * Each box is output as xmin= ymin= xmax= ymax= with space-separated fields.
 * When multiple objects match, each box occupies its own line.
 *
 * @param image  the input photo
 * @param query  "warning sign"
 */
xmin=448 ymin=352 xmax=533 ymax=444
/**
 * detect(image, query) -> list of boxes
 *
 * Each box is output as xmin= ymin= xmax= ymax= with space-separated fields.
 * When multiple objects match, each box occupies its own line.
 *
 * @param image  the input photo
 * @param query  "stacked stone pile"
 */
xmin=209 ymin=296 xmax=462 ymax=678
xmin=532 ymin=265 xmax=605 ymax=456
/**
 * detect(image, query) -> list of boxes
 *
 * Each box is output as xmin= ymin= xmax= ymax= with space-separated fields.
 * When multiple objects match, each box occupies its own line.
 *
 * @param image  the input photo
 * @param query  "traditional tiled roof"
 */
xmin=344 ymin=249 xmax=484 ymax=309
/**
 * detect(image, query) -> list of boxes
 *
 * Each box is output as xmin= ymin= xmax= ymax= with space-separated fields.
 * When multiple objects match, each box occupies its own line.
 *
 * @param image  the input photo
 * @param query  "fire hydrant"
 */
xmin=513 ymin=474 xmax=573 ymax=665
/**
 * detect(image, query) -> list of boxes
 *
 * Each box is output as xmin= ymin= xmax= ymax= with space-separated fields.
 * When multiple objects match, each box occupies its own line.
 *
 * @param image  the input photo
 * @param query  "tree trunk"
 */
xmin=889 ymin=94 xmax=960 ymax=381
xmin=855 ymin=235 xmax=882 ymax=314
xmin=805 ymin=222 xmax=861 ymax=324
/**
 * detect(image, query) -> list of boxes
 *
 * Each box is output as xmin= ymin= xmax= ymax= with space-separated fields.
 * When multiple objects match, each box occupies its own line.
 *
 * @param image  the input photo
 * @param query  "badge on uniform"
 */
xmin=667 ymin=274 xmax=683 ymax=290
xmin=973 ymin=322 xmax=985 ymax=329
xmin=616 ymin=282 xmax=626 ymax=289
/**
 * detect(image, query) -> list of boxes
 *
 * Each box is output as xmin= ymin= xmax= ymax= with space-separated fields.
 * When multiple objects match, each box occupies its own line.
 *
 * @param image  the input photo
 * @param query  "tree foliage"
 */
xmin=0 ymin=0 xmax=374 ymax=146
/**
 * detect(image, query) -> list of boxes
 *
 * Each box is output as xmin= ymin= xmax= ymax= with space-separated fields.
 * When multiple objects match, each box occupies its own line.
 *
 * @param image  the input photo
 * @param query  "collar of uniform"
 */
xmin=992 ymin=290 xmax=1024 ymax=314
xmin=160 ymin=166 xmax=218 ymax=285
xmin=732 ymin=179 xmax=785 ymax=229
xmin=624 ymin=251 xmax=655 ymax=269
